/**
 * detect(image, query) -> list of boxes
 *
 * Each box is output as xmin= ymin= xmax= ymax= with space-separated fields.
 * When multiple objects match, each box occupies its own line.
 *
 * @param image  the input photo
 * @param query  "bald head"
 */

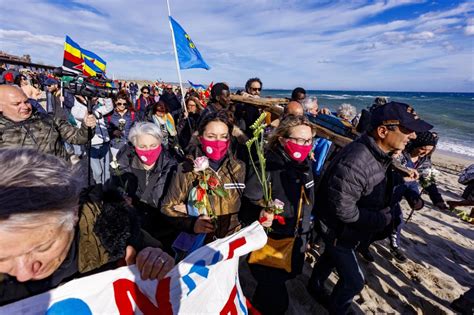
xmin=0 ymin=85 xmax=33 ymax=122
xmin=285 ymin=101 xmax=304 ymax=117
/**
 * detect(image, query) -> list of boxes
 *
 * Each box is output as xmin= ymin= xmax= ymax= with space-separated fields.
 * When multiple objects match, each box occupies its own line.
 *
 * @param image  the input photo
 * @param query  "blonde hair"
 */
xmin=267 ymin=115 xmax=316 ymax=150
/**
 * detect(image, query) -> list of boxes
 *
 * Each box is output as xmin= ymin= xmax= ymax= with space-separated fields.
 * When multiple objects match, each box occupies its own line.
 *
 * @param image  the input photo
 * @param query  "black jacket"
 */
xmin=240 ymin=147 xmax=315 ymax=241
xmin=315 ymin=134 xmax=393 ymax=246
xmin=107 ymin=144 xmax=177 ymax=246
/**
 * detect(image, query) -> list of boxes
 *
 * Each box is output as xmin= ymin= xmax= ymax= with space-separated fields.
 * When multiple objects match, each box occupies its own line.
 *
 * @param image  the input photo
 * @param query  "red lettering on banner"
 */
xmin=220 ymin=284 xmax=238 ymax=315
xmin=113 ymin=277 xmax=172 ymax=315
xmin=227 ymin=237 xmax=247 ymax=260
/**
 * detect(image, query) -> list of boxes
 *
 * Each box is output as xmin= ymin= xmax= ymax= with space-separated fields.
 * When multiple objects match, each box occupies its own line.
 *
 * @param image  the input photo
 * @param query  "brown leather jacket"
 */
xmin=161 ymin=154 xmax=246 ymax=240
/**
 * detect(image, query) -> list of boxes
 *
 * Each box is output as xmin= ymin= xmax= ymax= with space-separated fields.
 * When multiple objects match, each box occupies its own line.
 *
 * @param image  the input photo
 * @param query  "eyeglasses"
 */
xmin=287 ymin=136 xmax=313 ymax=146
xmin=250 ymin=87 xmax=262 ymax=92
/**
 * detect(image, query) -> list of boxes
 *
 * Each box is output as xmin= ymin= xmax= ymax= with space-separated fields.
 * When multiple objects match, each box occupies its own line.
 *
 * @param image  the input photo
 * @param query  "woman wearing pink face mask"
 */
xmin=107 ymin=122 xmax=178 ymax=254
xmin=161 ymin=111 xmax=246 ymax=245
xmin=240 ymin=115 xmax=317 ymax=315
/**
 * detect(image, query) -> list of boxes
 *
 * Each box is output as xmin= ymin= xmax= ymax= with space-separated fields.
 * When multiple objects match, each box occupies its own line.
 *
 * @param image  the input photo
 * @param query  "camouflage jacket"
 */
xmin=0 ymin=111 xmax=93 ymax=159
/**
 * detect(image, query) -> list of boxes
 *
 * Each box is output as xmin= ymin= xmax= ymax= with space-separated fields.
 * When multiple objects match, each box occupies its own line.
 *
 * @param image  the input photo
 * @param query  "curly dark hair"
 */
xmin=152 ymin=100 xmax=169 ymax=114
xmin=197 ymin=110 xmax=234 ymax=136
xmin=245 ymin=78 xmax=262 ymax=93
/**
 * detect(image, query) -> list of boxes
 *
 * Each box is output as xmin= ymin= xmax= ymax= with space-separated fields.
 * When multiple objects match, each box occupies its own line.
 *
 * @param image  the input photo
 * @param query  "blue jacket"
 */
xmin=106 ymin=110 xmax=136 ymax=150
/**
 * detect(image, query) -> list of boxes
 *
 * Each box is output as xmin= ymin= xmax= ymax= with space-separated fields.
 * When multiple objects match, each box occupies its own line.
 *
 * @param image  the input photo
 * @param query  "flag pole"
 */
xmin=166 ymin=0 xmax=188 ymax=115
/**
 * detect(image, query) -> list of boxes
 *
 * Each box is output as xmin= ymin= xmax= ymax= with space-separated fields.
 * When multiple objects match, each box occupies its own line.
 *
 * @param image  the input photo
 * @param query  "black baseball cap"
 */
xmin=370 ymin=101 xmax=433 ymax=132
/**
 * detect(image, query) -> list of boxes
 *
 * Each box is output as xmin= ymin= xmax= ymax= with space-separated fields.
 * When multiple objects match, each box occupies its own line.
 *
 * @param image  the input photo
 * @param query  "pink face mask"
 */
xmin=135 ymin=145 xmax=162 ymax=166
xmin=284 ymin=141 xmax=312 ymax=162
xmin=200 ymin=138 xmax=230 ymax=161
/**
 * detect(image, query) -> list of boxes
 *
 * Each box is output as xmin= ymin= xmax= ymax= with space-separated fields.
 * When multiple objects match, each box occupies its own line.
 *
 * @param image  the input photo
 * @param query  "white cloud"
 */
xmin=87 ymin=41 xmax=171 ymax=56
xmin=0 ymin=0 xmax=472 ymax=91
xmin=408 ymin=31 xmax=435 ymax=40
xmin=465 ymin=18 xmax=474 ymax=35
xmin=466 ymin=25 xmax=474 ymax=35
xmin=0 ymin=29 xmax=63 ymax=46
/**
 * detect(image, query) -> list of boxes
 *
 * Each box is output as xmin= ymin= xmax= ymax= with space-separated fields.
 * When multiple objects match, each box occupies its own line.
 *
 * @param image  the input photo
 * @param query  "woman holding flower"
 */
xmin=398 ymin=131 xmax=447 ymax=209
xmin=161 ymin=110 xmax=246 ymax=245
xmin=107 ymin=122 xmax=177 ymax=253
xmin=240 ymin=115 xmax=316 ymax=315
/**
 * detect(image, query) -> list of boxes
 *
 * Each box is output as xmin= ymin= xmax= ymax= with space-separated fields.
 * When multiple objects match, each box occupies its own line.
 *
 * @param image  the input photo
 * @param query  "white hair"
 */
xmin=302 ymin=97 xmax=318 ymax=111
xmin=0 ymin=148 xmax=84 ymax=232
xmin=128 ymin=122 xmax=163 ymax=146
xmin=0 ymin=211 xmax=77 ymax=232
xmin=337 ymin=103 xmax=357 ymax=121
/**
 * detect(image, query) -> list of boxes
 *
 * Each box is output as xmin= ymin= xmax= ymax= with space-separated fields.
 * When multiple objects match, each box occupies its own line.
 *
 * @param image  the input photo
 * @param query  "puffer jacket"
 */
xmin=161 ymin=149 xmax=246 ymax=240
xmin=107 ymin=144 xmax=177 ymax=247
xmin=0 ymin=111 xmax=92 ymax=159
xmin=0 ymin=187 xmax=161 ymax=306
xmin=315 ymin=133 xmax=393 ymax=247
xmin=240 ymin=147 xmax=315 ymax=241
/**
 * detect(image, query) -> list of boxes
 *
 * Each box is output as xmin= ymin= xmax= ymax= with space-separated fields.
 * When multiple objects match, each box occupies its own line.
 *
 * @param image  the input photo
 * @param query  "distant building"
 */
xmin=0 ymin=51 xmax=31 ymax=63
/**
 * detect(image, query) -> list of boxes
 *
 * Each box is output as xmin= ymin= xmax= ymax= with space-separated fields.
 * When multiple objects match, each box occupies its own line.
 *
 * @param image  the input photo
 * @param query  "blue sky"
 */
xmin=1 ymin=0 xmax=473 ymax=92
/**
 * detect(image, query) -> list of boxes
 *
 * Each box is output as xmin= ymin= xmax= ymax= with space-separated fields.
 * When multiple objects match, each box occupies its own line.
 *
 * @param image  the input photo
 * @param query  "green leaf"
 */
xmin=213 ymin=187 xmax=229 ymax=198
xmin=199 ymin=181 xmax=208 ymax=190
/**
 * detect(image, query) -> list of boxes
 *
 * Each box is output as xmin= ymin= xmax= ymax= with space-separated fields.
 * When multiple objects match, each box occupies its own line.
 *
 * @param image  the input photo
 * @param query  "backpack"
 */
xmin=459 ymin=164 xmax=474 ymax=185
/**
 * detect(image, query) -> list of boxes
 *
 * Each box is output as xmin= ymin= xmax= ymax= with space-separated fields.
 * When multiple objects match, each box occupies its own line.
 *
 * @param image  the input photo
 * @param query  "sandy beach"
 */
xmin=241 ymin=151 xmax=473 ymax=314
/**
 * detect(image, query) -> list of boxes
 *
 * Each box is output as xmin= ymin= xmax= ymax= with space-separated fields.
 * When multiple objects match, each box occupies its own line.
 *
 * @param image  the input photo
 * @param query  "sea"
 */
xmin=260 ymin=89 xmax=474 ymax=159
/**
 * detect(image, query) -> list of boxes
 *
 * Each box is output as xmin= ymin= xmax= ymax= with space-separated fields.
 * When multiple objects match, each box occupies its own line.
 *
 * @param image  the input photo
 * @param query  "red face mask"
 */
xmin=200 ymin=138 xmax=230 ymax=161
xmin=283 ymin=141 xmax=312 ymax=162
xmin=135 ymin=145 xmax=162 ymax=166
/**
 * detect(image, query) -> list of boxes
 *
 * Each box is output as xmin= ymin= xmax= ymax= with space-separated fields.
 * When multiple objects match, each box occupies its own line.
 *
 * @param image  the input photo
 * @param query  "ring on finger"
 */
xmin=158 ymin=257 xmax=165 ymax=264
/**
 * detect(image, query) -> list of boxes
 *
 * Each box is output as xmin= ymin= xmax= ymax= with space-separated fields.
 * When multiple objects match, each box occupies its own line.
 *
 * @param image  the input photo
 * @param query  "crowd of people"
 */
xmin=1 ymin=63 xmax=472 ymax=314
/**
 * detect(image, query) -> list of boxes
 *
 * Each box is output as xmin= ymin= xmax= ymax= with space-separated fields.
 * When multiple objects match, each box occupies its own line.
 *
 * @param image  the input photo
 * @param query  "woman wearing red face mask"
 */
xmin=107 ymin=122 xmax=178 ymax=254
xmin=240 ymin=115 xmax=317 ymax=315
xmin=161 ymin=111 xmax=246 ymax=247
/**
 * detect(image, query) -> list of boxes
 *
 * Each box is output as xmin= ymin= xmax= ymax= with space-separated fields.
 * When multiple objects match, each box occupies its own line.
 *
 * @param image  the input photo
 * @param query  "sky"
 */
xmin=1 ymin=0 xmax=473 ymax=92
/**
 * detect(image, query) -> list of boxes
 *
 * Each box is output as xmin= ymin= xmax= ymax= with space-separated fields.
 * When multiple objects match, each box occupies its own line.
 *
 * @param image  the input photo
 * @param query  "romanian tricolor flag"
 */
xmin=63 ymin=36 xmax=83 ymax=72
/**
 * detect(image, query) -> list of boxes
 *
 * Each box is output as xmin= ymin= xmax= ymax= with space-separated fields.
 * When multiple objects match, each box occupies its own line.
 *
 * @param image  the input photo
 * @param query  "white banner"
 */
xmin=1 ymin=221 xmax=267 ymax=315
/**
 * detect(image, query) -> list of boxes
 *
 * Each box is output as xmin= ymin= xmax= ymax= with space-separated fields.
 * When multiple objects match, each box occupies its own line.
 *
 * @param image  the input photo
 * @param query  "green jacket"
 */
xmin=0 ymin=111 xmax=92 ymax=159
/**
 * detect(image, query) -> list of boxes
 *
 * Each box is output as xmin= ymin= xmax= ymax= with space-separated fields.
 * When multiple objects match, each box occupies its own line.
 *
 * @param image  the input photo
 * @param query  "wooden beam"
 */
xmin=230 ymin=94 xmax=414 ymax=176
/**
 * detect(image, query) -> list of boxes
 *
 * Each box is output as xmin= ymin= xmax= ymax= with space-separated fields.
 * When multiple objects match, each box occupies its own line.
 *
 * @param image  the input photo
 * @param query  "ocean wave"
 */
xmin=437 ymin=140 xmax=474 ymax=158
xmin=354 ymin=95 xmax=377 ymax=98
xmin=319 ymin=94 xmax=351 ymax=100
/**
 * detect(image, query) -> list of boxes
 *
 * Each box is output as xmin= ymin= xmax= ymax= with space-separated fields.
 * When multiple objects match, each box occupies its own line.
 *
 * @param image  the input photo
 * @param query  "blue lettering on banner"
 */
xmin=182 ymin=251 xmax=222 ymax=296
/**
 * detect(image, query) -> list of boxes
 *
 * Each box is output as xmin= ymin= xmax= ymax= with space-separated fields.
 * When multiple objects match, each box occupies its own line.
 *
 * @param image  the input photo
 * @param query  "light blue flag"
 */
xmin=188 ymin=80 xmax=206 ymax=89
xmin=169 ymin=16 xmax=210 ymax=70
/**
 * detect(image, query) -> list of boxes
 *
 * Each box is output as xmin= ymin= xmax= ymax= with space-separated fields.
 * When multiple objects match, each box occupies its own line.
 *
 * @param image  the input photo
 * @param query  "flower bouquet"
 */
xmin=420 ymin=168 xmax=440 ymax=189
xmin=172 ymin=156 xmax=229 ymax=261
xmin=245 ymin=112 xmax=285 ymax=229
xmin=190 ymin=156 xmax=228 ymax=223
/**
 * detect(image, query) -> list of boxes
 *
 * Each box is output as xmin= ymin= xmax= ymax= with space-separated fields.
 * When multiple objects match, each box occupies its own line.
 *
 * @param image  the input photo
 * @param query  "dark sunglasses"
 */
xmin=250 ymin=87 xmax=262 ymax=92
xmin=116 ymin=102 xmax=127 ymax=106
xmin=142 ymin=91 xmax=149 ymax=94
